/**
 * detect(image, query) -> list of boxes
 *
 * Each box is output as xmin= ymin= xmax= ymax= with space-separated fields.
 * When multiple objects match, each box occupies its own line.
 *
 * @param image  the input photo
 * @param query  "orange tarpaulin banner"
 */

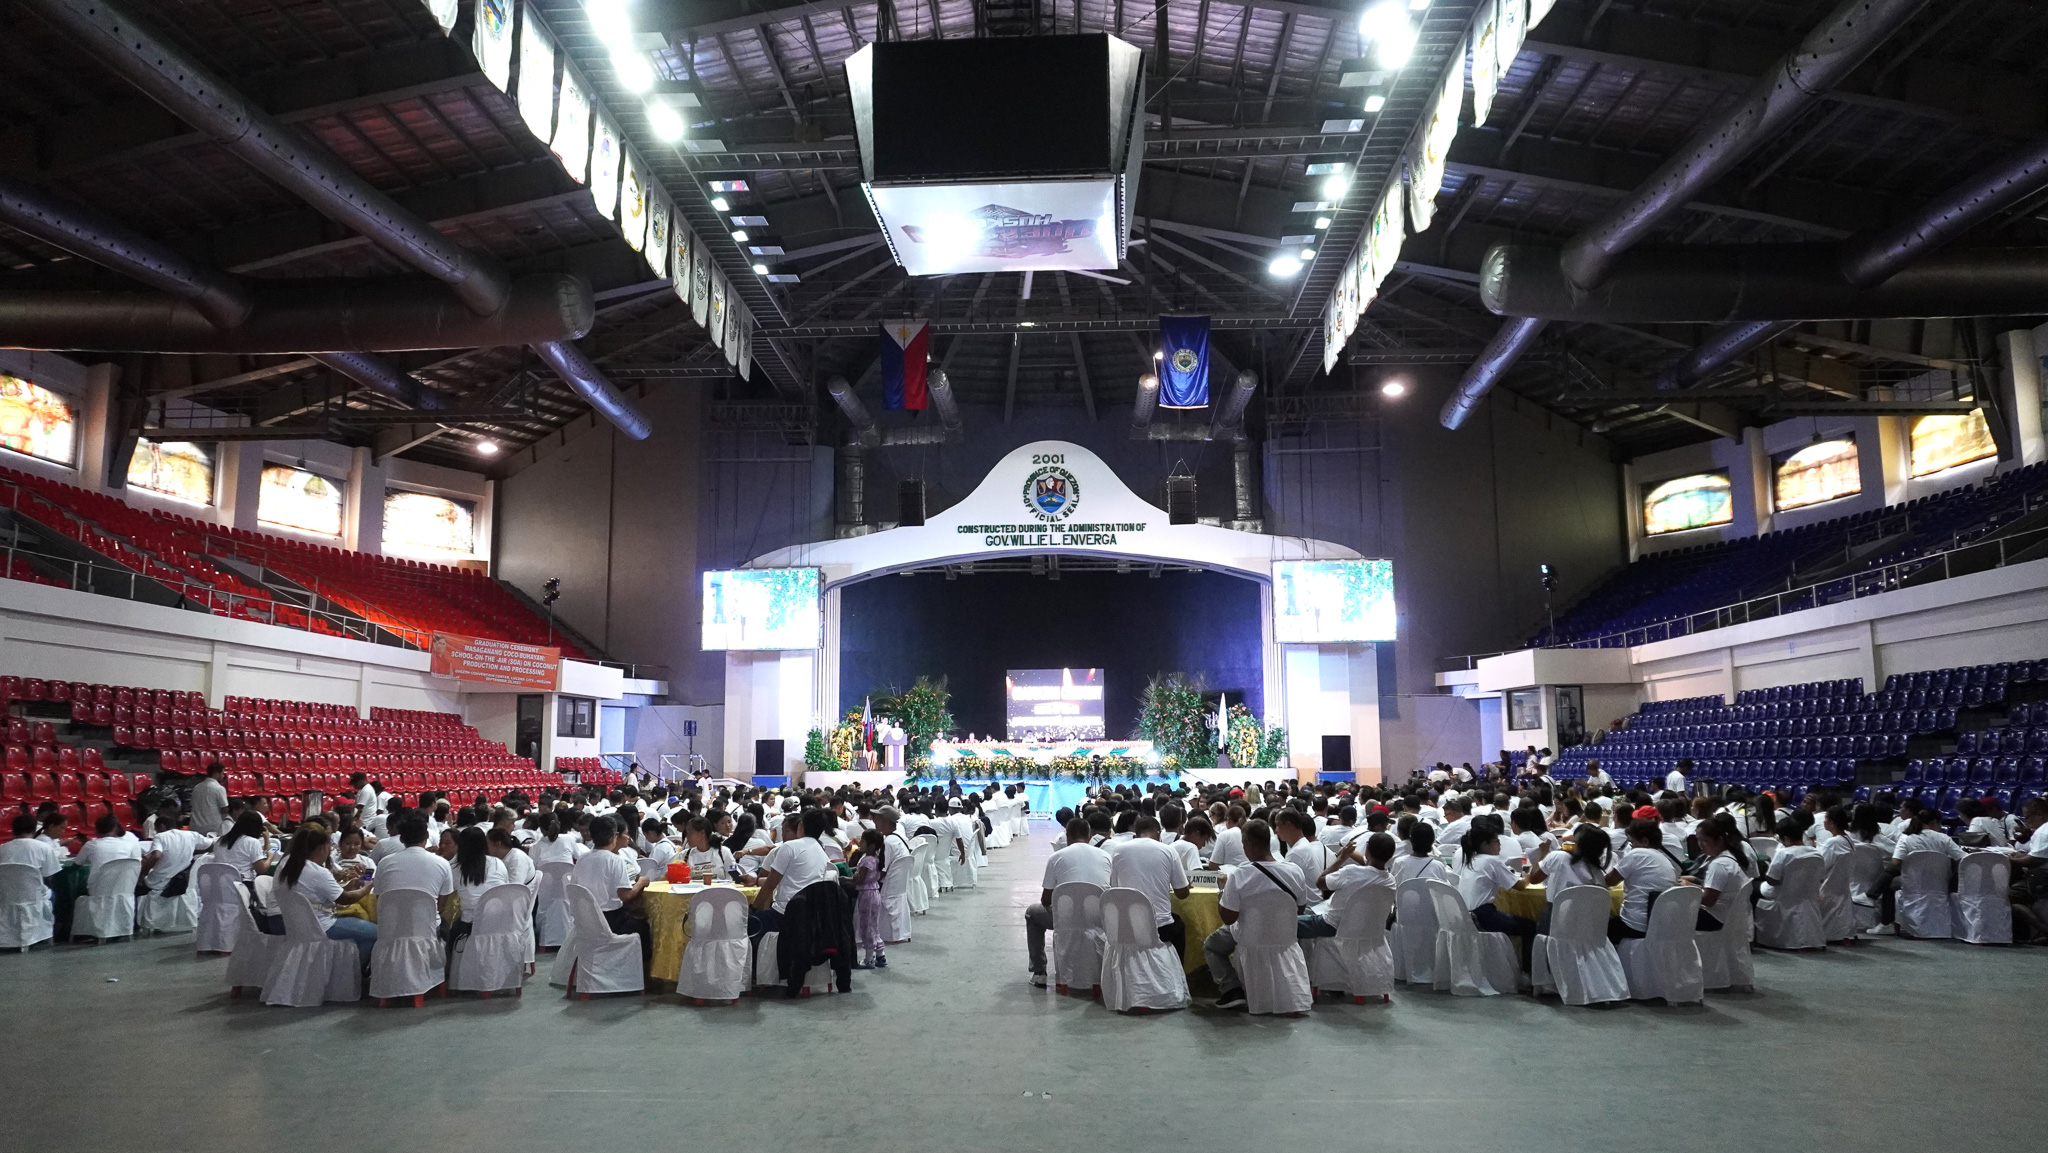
xmin=430 ymin=633 xmax=560 ymax=690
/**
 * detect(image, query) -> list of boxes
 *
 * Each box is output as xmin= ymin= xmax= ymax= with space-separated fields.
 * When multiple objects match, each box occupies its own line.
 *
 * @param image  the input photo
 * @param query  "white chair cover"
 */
xmin=0 ymin=861 xmax=53 ymax=950
xmin=1617 ymin=884 xmax=1705 ymax=1004
xmin=193 ymin=861 xmax=244 ymax=953
xmin=1389 ymin=877 xmax=1437 ymax=985
xmin=260 ymin=886 xmax=363 ymax=1007
xmin=1426 ymin=879 xmax=1519 ymax=997
xmin=929 ymin=832 xmax=955 ymax=893
xmin=1049 ymin=880 xmax=1105 ymax=993
xmin=1698 ymin=877 xmax=1755 ymax=992
xmin=880 ymin=846 xmax=913 ymax=942
xmin=139 ymin=888 xmax=200 ymax=934
xmin=1817 ymin=849 xmax=1857 ymax=942
xmin=1312 ymin=883 xmax=1397 ymax=1002
xmin=1953 ymin=853 xmax=2012 ymax=945
xmin=1847 ymin=843 xmax=1888 ymax=934
xmin=1754 ymin=854 xmax=1828 ymax=950
xmin=223 ymin=891 xmax=274 ymax=995
xmin=1233 ymin=889 xmax=1313 ymax=1014
xmin=1896 ymin=850 xmax=1955 ymax=940
xmin=449 ymin=884 xmax=533 ymax=994
xmin=1749 ymin=837 xmax=1780 ymax=865
xmin=1532 ymin=884 xmax=1630 ymax=1005
xmin=366 ymin=887 xmax=444 ymax=1000
xmin=676 ymin=885 xmax=750 ymax=1002
xmin=561 ymin=883 xmax=643 ymax=995
xmin=534 ymin=860 xmax=574 ymax=949
xmin=1098 ymin=887 xmax=1190 ymax=1012
xmin=952 ymin=829 xmax=979 ymax=888
xmin=71 ymin=856 xmax=141 ymax=941
xmin=906 ymin=837 xmax=933 ymax=914
xmin=750 ymin=930 xmax=835 ymax=991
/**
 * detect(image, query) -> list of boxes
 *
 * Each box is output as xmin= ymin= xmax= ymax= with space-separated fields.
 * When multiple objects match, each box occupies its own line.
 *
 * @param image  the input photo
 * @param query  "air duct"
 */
xmin=1481 ymin=244 xmax=2048 ymax=323
xmin=310 ymin=353 xmax=449 ymax=412
xmin=0 ymin=274 xmax=595 ymax=353
xmin=825 ymin=375 xmax=880 ymax=447
xmin=1441 ymin=0 xmax=1930 ymax=428
xmin=0 ymin=173 xmax=250 ymax=330
xmin=837 ymin=445 xmax=869 ymax=537
xmin=530 ymin=340 xmax=653 ymax=441
xmin=1211 ymin=370 xmax=1258 ymax=435
xmin=24 ymin=0 xmax=512 ymax=318
xmin=1659 ymin=132 xmax=2048 ymax=386
xmin=1228 ymin=440 xmax=1262 ymax=532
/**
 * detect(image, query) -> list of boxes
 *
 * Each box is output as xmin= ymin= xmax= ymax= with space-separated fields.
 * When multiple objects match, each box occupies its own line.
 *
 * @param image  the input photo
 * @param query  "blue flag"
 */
xmin=1158 ymin=315 xmax=1210 ymax=408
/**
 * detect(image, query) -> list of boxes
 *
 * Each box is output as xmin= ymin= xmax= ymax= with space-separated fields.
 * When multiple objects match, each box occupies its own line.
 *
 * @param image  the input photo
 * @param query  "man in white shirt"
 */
xmin=1203 ymin=820 xmax=1308 ymax=1009
xmin=1208 ymin=804 xmax=1249 ymax=867
xmin=1318 ymin=804 xmax=1359 ymax=848
xmin=1436 ymin=797 xmax=1473 ymax=852
xmin=0 ymin=812 xmax=64 ymax=879
xmin=1276 ymin=810 xmax=1331 ymax=897
xmin=350 ymin=772 xmax=377 ymax=814
xmin=75 ymin=814 xmax=144 ymax=871
xmin=569 ymin=814 xmax=651 ymax=968
xmin=749 ymin=809 xmax=833 ymax=939
xmin=1317 ymin=831 xmax=1398 ymax=899
xmin=188 ymin=766 xmax=230 ymax=835
xmin=141 ymin=816 xmax=212 ymax=896
xmin=1665 ymin=759 xmax=1692 ymax=795
xmin=1106 ymin=816 xmax=1191 ymax=955
xmin=1585 ymin=759 xmax=1612 ymax=788
xmin=1026 ymin=817 xmax=1112 ymax=987
xmin=373 ymin=816 xmax=456 ymax=913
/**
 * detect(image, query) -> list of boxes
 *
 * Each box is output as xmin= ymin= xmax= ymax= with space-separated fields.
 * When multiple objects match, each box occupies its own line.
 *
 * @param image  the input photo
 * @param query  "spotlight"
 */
xmin=1322 ymin=174 xmax=1349 ymax=200
xmin=611 ymin=49 xmax=655 ymax=92
xmin=752 ymin=262 xmax=769 ymax=275
xmin=710 ymin=196 xmax=730 ymax=211
xmin=1364 ymin=94 xmax=1387 ymax=113
xmin=1268 ymin=255 xmax=1303 ymax=277
xmin=476 ymin=440 xmax=499 ymax=456
xmin=1381 ymin=379 xmax=1407 ymax=398
xmin=1315 ymin=216 xmax=1332 ymax=229
xmin=584 ymin=0 xmax=634 ymax=49
xmin=731 ymin=229 xmax=749 ymax=243
xmin=1300 ymin=247 xmax=1316 ymax=260
xmin=1359 ymin=3 xmax=1416 ymax=69
xmin=646 ymin=103 xmax=685 ymax=141
xmin=1153 ymin=349 xmax=1165 ymax=361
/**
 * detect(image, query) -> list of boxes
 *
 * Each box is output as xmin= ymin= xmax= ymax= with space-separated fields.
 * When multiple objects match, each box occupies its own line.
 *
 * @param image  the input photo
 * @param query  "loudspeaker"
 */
xmin=1164 ymin=474 xmax=1197 ymax=524
xmin=899 ymin=478 xmax=926 ymax=526
xmin=755 ymin=738 xmax=785 ymax=777
xmin=1321 ymin=734 xmax=1351 ymax=775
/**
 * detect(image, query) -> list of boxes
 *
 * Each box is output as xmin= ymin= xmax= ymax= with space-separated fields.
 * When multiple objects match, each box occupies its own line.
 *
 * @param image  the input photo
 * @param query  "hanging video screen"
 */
xmin=1272 ymin=559 xmax=1396 ymax=642
xmin=1006 ymin=668 xmax=1105 ymax=741
xmin=701 ymin=567 xmax=821 ymax=650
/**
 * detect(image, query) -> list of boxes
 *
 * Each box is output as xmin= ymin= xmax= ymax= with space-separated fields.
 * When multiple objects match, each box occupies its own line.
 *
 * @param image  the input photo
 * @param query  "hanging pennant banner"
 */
xmin=1157 ymin=315 xmax=1212 ymax=408
xmin=737 ymin=307 xmax=754 ymax=381
xmin=724 ymin=287 xmax=742 ymax=366
xmin=692 ymin=242 xmax=712 ymax=325
xmin=474 ymin=0 xmax=516 ymax=94
xmin=590 ymin=115 xmax=622 ymax=221
xmin=515 ymin=10 xmax=557 ymax=142
xmin=1497 ymin=0 xmax=1528 ymax=79
xmin=619 ymin=150 xmax=649 ymax=252
xmin=709 ymin=276 xmax=727 ymax=349
xmin=426 ymin=0 xmax=460 ymax=35
xmin=1471 ymin=3 xmax=1500 ymax=127
xmin=672 ymin=227 xmax=694 ymax=304
xmin=646 ymin=189 xmax=672 ymax=278
xmin=550 ymin=65 xmax=592 ymax=184
xmin=1408 ymin=36 xmax=1465 ymax=233
xmin=1372 ymin=182 xmax=1406 ymax=290
xmin=1323 ymin=296 xmax=1343 ymax=375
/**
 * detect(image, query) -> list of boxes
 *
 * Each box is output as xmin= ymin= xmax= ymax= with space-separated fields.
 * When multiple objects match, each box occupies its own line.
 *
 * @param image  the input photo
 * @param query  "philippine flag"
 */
xmin=881 ymin=320 xmax=930 ymax=410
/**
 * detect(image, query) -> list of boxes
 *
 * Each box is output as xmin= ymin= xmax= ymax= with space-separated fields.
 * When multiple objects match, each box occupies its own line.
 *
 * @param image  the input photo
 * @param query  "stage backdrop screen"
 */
xmin=1006 ymin=668 xmax=1105 ymax=741
xmin=702 ymin=568 xmax=821 ymax=651
xmin=1272 ymin=559 xmax=1396 ymax=643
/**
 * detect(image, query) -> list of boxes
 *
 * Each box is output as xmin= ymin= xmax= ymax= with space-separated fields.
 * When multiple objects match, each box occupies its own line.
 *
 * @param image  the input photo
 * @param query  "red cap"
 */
xmin=1632 ymin=804 xmax=1660 ymax=820
xmin=1228 ymin=788 xmax=1245 ymax=798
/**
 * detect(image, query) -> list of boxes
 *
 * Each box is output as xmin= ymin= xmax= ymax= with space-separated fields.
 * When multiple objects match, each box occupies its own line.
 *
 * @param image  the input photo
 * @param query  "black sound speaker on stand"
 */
xmin=1165 ymin=473 xmax=1197 ymax=524
xmin=899 ymin=478 xmax=926 ymax=526
xmin=755 ymin=738 xmax=785 ymax=778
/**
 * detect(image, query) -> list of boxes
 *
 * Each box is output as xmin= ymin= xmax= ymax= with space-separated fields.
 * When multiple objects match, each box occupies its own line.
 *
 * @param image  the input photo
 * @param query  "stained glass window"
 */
xmin=1910 ymin=412 xmax=1997 ymax=477
xmin=1643 ymin=472 xmax=1733 ymax=536
xmin=127 ymin=439 xmax=214 ymax=505
xmin=0 ymin=374 xmax=77 ymax=466
xmin=259 ymin=465 xmax=345 ymax=538
xmin=383 ymin=491 xmax=476 ymax=557
xmin=1775 ymin=439 xmax=1860 ymax=511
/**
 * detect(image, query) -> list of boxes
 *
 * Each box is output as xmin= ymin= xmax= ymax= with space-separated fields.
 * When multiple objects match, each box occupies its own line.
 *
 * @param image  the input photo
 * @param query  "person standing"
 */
xmin=189 ymin=764 xmax=230 ymax=836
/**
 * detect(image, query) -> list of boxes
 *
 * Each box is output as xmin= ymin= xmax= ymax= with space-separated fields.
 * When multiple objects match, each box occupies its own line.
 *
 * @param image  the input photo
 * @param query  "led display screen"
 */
xmin=1006 ymin=667 xmax=1106 ymax=741
xmin=701 ymin=568 xmax=821 ymax=650
xmin=1272 ymin=559 xmax=1396 ymax=643
xmin=866 ymin=179 xmax=1120 ymax=275
xmin=1642 ymin=472 xmax=1732 ymax=536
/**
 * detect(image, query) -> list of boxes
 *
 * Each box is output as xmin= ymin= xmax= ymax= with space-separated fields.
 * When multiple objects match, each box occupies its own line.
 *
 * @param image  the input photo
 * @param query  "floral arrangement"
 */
xmin=804 ymin=727 xmax=843 ymax=773
xmin=1137 ymin=673 xmax=1213 ymax=766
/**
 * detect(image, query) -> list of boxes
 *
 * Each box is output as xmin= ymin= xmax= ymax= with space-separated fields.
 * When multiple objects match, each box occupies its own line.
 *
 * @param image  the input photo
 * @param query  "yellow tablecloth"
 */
xmin=1170 ymin=886 xmax=1223 ymax=973
xmin=335 ymin=891 xmax=460 ymax=925
xmin=645 ymin=882 xmax=759 ymax=984
xmin=1493 ymin=884 xmax=1623 ymax=922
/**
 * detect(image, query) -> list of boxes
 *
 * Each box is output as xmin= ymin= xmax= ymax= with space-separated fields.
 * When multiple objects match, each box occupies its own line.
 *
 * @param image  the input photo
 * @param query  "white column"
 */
xmin=219 ymin=443 xmax=267 ymax=531
xmin=1876 ymin=415 xmax=1912 ymax=506
xmin=205 ymin=640 xmax=230 ymax=709
xmin=1744 ymin=426 xmax=1774 ymax=536
xmin=346 ymin=445 xmax=385 ymax=554
xmin=2001 ymin=328 xmax=2044 ymax=466
xmin=1347 ymin=644 xmax=1382 ymax=784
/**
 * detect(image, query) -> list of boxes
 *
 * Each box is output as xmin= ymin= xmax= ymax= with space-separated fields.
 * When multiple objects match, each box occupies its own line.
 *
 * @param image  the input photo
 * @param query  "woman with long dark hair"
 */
xmin=208 ymin=810 xmax=275 ymax=880
xmin=1455 ymin=821 xmax=1538 ymax=969
xmin=1605 ymin=817 xmax=1682 ymax=942
xmin=451 ymin=826 xmax=507 ymax=927
xmin=683 ymin=816 xmax=737 ymax=881
xmin=1526 ymin=825 xmax=1612 ymax=933
xmin=279 ymin=826 xmax=375 ymax=963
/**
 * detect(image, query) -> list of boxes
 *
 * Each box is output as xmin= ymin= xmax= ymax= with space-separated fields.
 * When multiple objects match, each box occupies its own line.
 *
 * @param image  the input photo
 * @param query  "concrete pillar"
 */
xmin=205 ymin=641 xmax=230 ymax=709
xmin=1743 ymin=426 xmax=1774 ymax=536
xmin=77 ymin=363 xmax=115 ymax=494
xmin=2000 ymin=328 xmax=2044 ymax=466
xmin=217 ymin=443 xmax=267 ymax=530
xmin=1876 ymin=415 xmax=1912 ymax=506
xmin=346 ymin=445 xmax=385 ymax=554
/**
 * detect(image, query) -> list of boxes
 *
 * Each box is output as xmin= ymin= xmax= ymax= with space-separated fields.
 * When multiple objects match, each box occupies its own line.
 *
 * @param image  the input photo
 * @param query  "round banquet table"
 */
xmin=335 ymin=891 xmax=461 ymax=925
xmin=645 ymin=882 xmax=760 ymax=984
xmin=1169 ymin=886 xmax=1223 ymax=973
xmin=1493 ymin=883 xmax=1624 ymax=922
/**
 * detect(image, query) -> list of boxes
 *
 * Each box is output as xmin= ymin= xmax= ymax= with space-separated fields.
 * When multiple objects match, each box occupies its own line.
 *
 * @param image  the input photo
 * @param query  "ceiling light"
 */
xmin=1268 ymin=255 xmax=1303 ymax=277
xmin=752 ymin=262 xmax=769 ymax=275
xmin=1408 ymin=0 xmax=1430 ymax=9
xmin=709 ymin=180 xmax=750 ymax=193
xmin=1017 ymin=321 xmax=1038 ymax=328
xmin=731 ymin=229 xmax=749 ymax=242
xmin=612 ymin=49 xmax=655 ymax=92
xmin=584 ymin=0 xmax=634 ymax=49
xmin=710 ymin=196 xmax=730 ymax=212
xmin=1300 ymin=247 xmax=1316 ymax=260
xmin=1322 ymin=174 xmax=1349 ymax=200
xmin=1381 ymin=379 xmax=1407 ymax=398
xmin=1152 ymin=349 xmax=1165 ymax=361
xmin=1360 ymin=3 xmax=1416 ymax=69
xmin=1315 ymin=216 xmax=1332 ymax=229
xmin=1363 ymin=94 xmax=1387 ymax=113
xmin=476 ymin=440 xmax=500 ymax=456
xmin=646 ymin=103 xmax=685 ymax=141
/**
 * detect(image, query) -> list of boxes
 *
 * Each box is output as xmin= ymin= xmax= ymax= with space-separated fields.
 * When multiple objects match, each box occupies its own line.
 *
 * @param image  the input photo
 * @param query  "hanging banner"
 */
xmin=1497 ymin=0 xmax=1528 ymax=79
xmin=881 ymin=321 xmax=930 ymax=410
xmin=550 ymin=65 xmax=592 ymax=184
xmin=737 ymin=308 xmax=754 ymax=381
xmin=1471 ymin=3 xmax=1500 ymax=127
xmin=590 ymin=114 xmax=622 ymax=221
xmin=1337 ymin=256 xmax=1360 ymax=342
xmin=672 ymin=226 xmax=693 ymax=303
xmin=1372 ymin=182 xmax=1405 ymax=291
xmin=708 ymin=275 xmax=727 ymax=349
xmin=426 ymin=0 xmax=460 ymax=34
xmin=1157 ymin=315 xmax=1212 ymax=408
xmin=515 ymin=10 xmax=556 ymax=142
xmin=1323 ymin=296 xmax=1343 ymax=375
xmin=1528 ymin=0 xmax=1558 ymax=29
xmin=474 ymin=0 xmax=516 ymax=95
xmin=1408 ymin=36 xmax=1465 ymax=233
xmin=619 ymin=150 xmax=649 ymax=252
xmin=646 ymin=188 xmax=672 ymax=278
xmin=723 ymin=287 xmax=742 ymax=366
xmin=430 ymin=633 xmax=560 ymax=691
xmin=692 ymin=241 xmax=712 ymax=325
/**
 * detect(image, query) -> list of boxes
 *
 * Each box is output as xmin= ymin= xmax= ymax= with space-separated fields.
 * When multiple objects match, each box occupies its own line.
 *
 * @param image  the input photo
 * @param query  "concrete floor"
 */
xmin=4 ymin=831 xmax=2043 ymax=1153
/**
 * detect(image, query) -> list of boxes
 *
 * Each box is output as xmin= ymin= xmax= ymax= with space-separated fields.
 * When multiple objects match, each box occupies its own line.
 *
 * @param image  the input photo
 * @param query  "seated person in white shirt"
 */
xmin=1760 ymin=815 xmax=1822 ymax=900
xmin=1026 ymin=817 xmax=1113 ymax=987
xmin=747 ymin=809 xmax=834 ymax=943
xmin=1275 ymin=810 xmax=1332 ymax=929
xmin=1525 ymin=825 xmax=1615 ymax=933
xmin=1168 ymin=815 xmax=1210 ymax=876
xmin=1453 ymin=818 xmax=1538 ymax=970
xmin=680 ymin=816 xmax=737 ymax=881
xmin=1207 ymin=804 xmax=1250 ymax=867
xmin=278 ymin=826 xmax=376 ymax=963
xmin=1046 ymin=808 xmax=1077 ymax=849
xmin=1435 ymin=797 xmax=1473 ymax=849
xmin=637 ymin=818 xmax=678 ymax=879
xmin=487 ymin=827 xmax=534 ymax=887
xmin=1318 ymin=803 xmax=1360 ymax=848
xmin=2004 ymin=798 xmax=2048 ymax=944
xmin=0 ymin=812 xmax=66 ymax=889
xmin=1957 ymin=798 xmax=2009 ymax=848
xmin=1685 ymin=815 xmax=1756 ymax=931
xmin=1202 ymin=820 xmax=1310 ymax=1009
xmin=1316 ymin=831 xmax=1398 ymax=903
xmin=372 ymin=814 xmax=456 ymax=925
xmin=569 ymin=815 xmax=652 ymax=966
xmin=450 ymin=826 xmax=509 ymax=932
xmin=140 ymin=812 xmax=212 ymax=899
xmin=206 ymin=811 xmax=276 ymax=881
xmin=1106 ymin=816 xmax=1192 ymax=954
xmin=1607 ymin=817 xmax=1684 ymax=943
xmin=75 ymin=812 xmax=144 ymax=872
xmin=1388 ymin=820 xmax=1452 ymax=885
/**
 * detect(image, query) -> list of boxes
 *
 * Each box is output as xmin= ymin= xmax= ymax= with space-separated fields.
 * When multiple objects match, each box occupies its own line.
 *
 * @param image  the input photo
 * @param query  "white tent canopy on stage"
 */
xmin=721 ymin=440 xmax=1388 ymax=784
